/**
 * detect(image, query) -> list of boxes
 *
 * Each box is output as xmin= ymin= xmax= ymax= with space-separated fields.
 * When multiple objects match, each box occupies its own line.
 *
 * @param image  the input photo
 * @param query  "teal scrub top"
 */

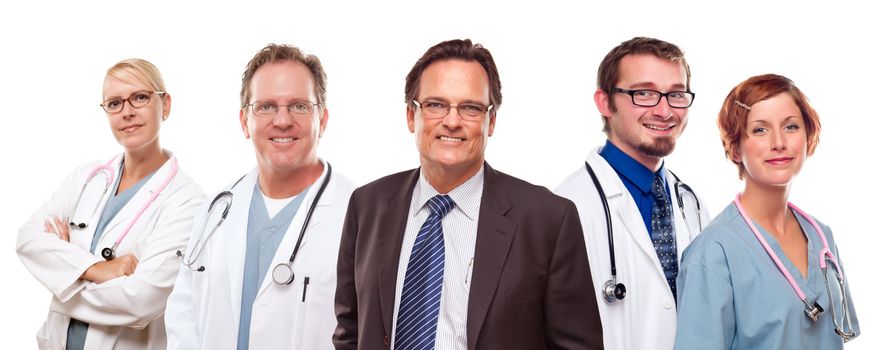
xmin=674 ymin=203 xmax=860 ymax=349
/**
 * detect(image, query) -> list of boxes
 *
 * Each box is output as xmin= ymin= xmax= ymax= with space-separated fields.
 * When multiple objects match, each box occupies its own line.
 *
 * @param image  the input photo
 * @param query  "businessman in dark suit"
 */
xmin=333 ymin=39 xmax=603 ymax=350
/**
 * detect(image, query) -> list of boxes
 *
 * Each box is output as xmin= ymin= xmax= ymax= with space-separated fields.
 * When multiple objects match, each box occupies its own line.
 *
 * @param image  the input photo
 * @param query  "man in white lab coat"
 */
xmin=555 ymin=37 xmax=711 ymax=350
xmin=165 ymin=44 xmax=355 ymax=349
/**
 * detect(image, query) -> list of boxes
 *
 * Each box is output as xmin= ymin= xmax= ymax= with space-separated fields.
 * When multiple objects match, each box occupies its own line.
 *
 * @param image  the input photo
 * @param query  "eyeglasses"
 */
xmin=613 ymin=88 xmax=695 ymax=108
xmin=244 ymin=100 xmax=320 ymax=117
xmin=412 ymin=99 xmax=493 ymax=120
xmin=100 ymin=91 xmax=165 ymax=113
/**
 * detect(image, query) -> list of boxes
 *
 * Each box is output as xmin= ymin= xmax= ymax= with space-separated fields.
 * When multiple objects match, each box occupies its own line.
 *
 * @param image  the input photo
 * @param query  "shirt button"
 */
xmin=663 ymin=299 xmax=673 ymax=309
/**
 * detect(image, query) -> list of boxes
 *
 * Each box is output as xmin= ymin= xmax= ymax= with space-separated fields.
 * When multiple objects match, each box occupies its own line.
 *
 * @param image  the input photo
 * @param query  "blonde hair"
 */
xmin=104 ymin=58 xmax=167 ymax=97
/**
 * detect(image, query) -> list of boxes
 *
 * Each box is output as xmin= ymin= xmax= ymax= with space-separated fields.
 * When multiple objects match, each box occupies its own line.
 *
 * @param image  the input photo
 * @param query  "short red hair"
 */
xmin=717 ymin=74 xmax=821 ymax=179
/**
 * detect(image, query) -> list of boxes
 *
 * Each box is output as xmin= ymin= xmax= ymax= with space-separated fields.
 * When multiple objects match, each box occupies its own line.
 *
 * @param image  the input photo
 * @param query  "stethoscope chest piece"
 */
xmin=805 ymin=301 xmax=824 ymax=322
xmin=603 ymin=279 xmax=626 ymax=304
xmin=272 ymin=263 xmax=295 ymax=285
xmin=101 ymin=247 xmax=116 ymax=261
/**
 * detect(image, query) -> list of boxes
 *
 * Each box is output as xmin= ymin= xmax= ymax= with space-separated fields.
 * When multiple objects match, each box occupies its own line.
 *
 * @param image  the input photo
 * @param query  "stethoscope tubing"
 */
xmin=732 ymin=195 xmax=840 ymax=306
xmin=586 ymin=161 xmax=702 ymax=302
xmin=71 ymin=155 xmax=179 ymax=260
xmin=180 ymin=163 xmax=332 ymax=286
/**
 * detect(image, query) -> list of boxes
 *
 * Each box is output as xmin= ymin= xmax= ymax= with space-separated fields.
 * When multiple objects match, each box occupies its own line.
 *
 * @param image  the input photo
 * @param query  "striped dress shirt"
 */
xmin=390 ymin=168 xmax=483 ymax=350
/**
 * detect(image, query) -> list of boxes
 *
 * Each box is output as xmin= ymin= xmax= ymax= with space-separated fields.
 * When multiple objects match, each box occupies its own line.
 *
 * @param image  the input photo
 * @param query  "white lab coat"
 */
xmin=16 ymin=153 xmax=206 ymax=350
xmin=554 ymin=149 xmax=711 ymax=350
xmin=165 ymin=163 xmax=355 ymax=350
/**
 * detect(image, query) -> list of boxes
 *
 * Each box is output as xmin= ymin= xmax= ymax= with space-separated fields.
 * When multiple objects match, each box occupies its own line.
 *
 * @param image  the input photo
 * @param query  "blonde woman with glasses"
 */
xmin=16 ymin=58 xmax=205 ymax=349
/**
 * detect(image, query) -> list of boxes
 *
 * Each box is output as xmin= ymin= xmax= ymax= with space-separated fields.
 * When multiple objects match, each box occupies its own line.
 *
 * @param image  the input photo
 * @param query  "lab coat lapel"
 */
xmin=377 ymin=169 xmax=418 ymax=337
xmin=95 ymin=155 xmax=177 ymax=254
xmin=467 ymin=164 xmax=516 ymax=350
xmin=587 ymin=153 xmax=662 ymax=272
xmin=255 ymin=163 xmax=333 ymax=298
xmin=225 ymin=169 xmax=258 ymax=327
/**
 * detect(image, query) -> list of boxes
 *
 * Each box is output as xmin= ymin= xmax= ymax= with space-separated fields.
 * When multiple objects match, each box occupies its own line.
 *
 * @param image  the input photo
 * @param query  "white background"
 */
xmin=1 ymin=0 xmax=882 ymax=348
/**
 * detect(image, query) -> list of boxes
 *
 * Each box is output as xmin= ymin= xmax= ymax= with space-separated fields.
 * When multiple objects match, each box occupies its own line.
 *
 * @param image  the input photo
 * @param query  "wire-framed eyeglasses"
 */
xmin=244 ymin=100 xmax=321 ymax=117
xmin=412 ymin=99 xmax=492 ymax=120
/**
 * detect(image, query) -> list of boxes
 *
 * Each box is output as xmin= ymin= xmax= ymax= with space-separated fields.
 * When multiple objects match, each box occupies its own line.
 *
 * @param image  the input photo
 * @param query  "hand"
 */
xmin=44 ymin=216 xmax=70 ymax=242
xmin=81 ymin=254 xmax=139 ymax=284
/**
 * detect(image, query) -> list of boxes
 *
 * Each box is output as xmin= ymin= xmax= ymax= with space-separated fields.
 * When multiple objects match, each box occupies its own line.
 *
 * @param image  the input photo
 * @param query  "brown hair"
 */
xmin=240 ymin=43 xmax=327 ymax=108
xmin=597 ymin=37 xmax=690 ymax=133
xmin=717 ymin=74 xmax=821 ymax=179
xmin=405 ymin=39 xmax=502 ymax=112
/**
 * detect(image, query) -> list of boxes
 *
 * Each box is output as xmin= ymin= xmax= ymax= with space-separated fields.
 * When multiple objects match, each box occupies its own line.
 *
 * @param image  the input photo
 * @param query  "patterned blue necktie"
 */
xmin=395 ymin=194 xmax=455 ymax=350
xmin=651 ymin=176 xmax=678 ymax=300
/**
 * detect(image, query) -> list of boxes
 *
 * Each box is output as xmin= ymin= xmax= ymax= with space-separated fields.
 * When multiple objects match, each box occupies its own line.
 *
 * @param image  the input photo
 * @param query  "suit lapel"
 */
xmin=377 ymin=169 xmax=419 ymax=336
xmin=467 ymin=164 xmax=516 ymax=350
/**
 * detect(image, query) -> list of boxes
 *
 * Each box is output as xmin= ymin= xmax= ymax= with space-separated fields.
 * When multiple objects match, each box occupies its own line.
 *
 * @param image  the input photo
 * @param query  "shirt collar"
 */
xmin=599 ymin=140 xmax=667 ymax=193
xmin=411 ymin=166 xmax=485 ymax=220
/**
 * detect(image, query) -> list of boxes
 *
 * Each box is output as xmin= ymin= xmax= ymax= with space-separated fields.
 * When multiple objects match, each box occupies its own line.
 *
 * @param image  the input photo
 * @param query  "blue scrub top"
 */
xmin=237 ymin=182 xmax=306 ymax=350
xmin=674 ymin=203 xmax=860 ymax=349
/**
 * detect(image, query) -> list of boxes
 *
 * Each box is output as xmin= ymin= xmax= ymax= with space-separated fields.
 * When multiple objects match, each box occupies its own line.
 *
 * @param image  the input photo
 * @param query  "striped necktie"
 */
xmin=395 ymin=194 xmax=455 ymax=350
xmin=651 ymin=176 xmax=678 ymax=300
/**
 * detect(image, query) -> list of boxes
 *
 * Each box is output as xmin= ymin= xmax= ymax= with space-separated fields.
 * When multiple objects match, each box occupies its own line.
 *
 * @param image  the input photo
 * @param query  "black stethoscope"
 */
xmin=177 ymin=164 xmax=331 ymax=285
xmin=585 ymin=162 xmax=702 ymax=303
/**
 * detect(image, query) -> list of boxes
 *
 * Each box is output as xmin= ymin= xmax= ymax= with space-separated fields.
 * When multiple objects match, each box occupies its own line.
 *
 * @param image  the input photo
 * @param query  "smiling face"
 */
xmin=240 ymin=60 xmax=328 ymax=175
xmin=102 ymin=75 xmax=169 ymax=153
xmin=736 ymin=92 xmax=808 ymax=188
xmin=407 ymin=59 xmax=495 ymax=177
xmin=595 ymin=54 xmax=689 ymax=169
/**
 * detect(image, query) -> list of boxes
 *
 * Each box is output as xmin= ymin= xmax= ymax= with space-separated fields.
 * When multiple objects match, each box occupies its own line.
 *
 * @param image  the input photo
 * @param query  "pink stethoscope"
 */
xmin=68 ymin=155 xmax=179 ymax=261
xmin=733 ymin=195 xmax=856 ymax=342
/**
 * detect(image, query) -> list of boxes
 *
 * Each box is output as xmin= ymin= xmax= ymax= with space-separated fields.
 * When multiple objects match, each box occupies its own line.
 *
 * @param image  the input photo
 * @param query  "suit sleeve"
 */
xmin=51 ymin=184 xmax=205 ymax=328
xmin=17 ymin=164 xmax=105 ymax=301
xmin=544 ymin=201 xmax=604 ymax=349
xmin=333 ymin=190 xmax=360 ymax=350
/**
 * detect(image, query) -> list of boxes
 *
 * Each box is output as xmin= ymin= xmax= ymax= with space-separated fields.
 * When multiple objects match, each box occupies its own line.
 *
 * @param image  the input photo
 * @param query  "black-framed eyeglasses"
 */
xmin=412 ymin=99 xmax=493 ymax=120
xmin=613 ymin=88 xmax=695 ymax=108
xmin=244 ymin=100 xmax=321 ymax=117
xmin=100 ymin=91 xmax=165 ymax=113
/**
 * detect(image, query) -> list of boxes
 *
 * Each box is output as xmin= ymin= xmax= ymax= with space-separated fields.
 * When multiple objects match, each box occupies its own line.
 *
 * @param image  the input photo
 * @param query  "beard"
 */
xmin=638 ymin=137 xmax=676 ymax=158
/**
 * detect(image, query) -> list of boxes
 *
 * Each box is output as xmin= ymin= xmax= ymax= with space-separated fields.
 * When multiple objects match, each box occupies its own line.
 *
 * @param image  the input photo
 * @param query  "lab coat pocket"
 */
xmin=297 ymin=282 xmax=336 ymax=349
xmin=506 ymin=276 xmax=548 ymax=305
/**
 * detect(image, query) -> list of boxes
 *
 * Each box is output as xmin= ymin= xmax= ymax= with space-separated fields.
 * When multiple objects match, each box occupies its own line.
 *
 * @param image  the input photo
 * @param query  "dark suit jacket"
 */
xmin=334 ymin=164 xmax=603 ymax=350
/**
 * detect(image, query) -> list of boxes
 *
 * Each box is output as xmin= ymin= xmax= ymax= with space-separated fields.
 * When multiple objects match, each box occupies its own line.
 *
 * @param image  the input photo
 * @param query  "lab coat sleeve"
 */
xmin=332 ymin=190 xmax=360 ymax=350
xmin=52 ymin=183 xmax=205 ymax=328
xmin=543 ymin=201 xmax=605 ymax=349
xmin=164 ymin=196 xmax=213 ymax=350
xmin=16 ymin=164 xmax=105 ymax=301
xmin=673 ymin=241 xmax=734 ymax=350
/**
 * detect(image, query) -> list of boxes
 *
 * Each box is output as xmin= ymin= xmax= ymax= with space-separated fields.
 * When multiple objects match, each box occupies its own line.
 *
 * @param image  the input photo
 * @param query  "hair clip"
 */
xmin=734 ymin=100 xmax=751 ymax=110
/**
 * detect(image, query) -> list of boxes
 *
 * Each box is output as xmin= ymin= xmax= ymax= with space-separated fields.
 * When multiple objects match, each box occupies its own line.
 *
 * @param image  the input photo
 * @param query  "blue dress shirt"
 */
xmin=599 ymin=140 xmax=670 ymax=236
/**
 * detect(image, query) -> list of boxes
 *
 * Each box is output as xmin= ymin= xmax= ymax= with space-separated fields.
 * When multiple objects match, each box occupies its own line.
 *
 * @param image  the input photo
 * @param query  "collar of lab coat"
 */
xmin=88 ymin=151 xmax=179 ymax=253
xmin=223 ymin=161 xmax=335 ymax=326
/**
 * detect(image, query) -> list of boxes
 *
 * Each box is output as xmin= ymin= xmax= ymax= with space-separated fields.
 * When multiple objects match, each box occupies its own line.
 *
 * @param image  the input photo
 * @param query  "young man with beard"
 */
xmin=555 ymin=37 xmax=710 ymax=350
